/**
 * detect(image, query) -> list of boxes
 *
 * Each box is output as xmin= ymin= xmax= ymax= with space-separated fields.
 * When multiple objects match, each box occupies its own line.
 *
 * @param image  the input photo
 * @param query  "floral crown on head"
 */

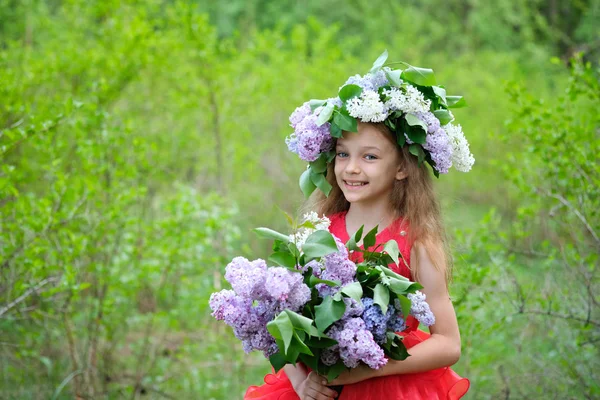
xmin=285 ymin=50 xmax=475 ymax=198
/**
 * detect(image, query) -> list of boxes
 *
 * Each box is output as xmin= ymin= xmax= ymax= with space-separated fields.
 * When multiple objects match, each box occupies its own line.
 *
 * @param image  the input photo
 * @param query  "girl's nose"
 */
xmin=345 ymin=157 xmax=361 ymax=174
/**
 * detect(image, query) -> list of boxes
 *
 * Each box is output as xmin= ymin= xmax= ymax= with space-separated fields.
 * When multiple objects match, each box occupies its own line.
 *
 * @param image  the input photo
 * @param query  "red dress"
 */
xmin=245 ymin=211 xmax=470 ymax=399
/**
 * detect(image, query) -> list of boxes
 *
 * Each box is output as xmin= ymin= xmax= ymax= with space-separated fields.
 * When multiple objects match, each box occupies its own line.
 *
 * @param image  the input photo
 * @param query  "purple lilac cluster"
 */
xmin=362 ymin=297 xmax=406 ymax=344
xmin=321 ymin=317 xmax=387 ymax=369
xmin=312 ymin=237 xmax=357 ymax=297
xmin=343 ymin=70 xmax=390 ymax=92
xmin=415 ymin=111 xmax=453 ymax=174
xmin=407 ymin=291 xmax=436 ymax=326
xmin=209 ymin=257 xmax=311 ymax=357
xmin=286 ymin=101 xmax=335 ymax=162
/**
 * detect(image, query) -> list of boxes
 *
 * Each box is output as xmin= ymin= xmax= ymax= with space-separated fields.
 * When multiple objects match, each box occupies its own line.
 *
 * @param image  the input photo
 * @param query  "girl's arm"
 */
xmin=327 ymin=241 xmax=462 ymax=385
xmin=375 ymin=241 xmax=462 ymax=376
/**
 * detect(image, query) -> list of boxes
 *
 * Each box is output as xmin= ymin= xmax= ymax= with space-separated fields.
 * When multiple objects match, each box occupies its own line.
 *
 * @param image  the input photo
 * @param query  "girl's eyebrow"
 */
xmin=335 ymin=144 xmax=382 ymax=152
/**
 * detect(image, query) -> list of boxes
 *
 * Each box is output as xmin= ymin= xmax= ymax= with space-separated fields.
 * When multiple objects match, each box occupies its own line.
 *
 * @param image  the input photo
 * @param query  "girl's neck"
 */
xmin=345 ymin=204 xmax=398 ymax=235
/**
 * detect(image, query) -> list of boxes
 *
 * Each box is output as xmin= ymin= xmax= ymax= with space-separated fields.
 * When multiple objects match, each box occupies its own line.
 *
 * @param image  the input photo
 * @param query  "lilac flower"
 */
xmin=346 ymin=90 xmax=389 ymax=123
xmin=415 ymin=111 xmax=441 ymax=134
xmin=326 ymin=317 xmax=387 ymax=369
xmin=342 ymin=296 xmax=365 ymax=318
xmin=290 ymin=113 xmax=334 ymax=162
xmin=408 ymin=291 xmax=436 ymax=326
xmin=423 ymin=127 xmax=453 ymax=174
xmin=315 ymin=237 xmax=357 ymax=296
xmin=224 ymin=257 xmax=267 ymax=299
xmin=343 ymin=70 xmax=389 ymax=92
xmin=289 ymin=101 xmax=312 ymax=129
xmin=321 ymin=347 xmax=340 ymax=366
xmin=445 ymin=122 xmax=475 ymax=172
xmin=265 ymin=267 xmax=311 ymax=312
xmin=361 ymin=297 xmax=389 ymax=344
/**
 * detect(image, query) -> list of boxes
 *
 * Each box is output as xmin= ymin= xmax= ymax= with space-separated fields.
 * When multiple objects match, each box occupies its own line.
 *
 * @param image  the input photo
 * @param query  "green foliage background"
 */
xmin=1 ymin=0 xmax=598 ymax=399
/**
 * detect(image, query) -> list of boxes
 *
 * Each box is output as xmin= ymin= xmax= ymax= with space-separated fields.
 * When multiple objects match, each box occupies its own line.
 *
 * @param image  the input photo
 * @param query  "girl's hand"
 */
xmin=294 ymin=371 xmax=339 ymax=400
xmin=326 ymin=363 xmax=379 ymax=386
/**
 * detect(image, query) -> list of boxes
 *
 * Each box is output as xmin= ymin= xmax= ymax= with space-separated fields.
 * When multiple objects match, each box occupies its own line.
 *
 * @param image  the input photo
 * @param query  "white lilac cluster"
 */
xmin=209 ymin=257 xmax=311 ymax=357
xmin=346 ymin=90 xmax=389 ymax=122
xmin=382 ymin=86 xmax=432 ymax=114
xmin=444 ymin=122 xmax=475 ymax=172
xmin=289 ymin=212 xmax=331 ymax=252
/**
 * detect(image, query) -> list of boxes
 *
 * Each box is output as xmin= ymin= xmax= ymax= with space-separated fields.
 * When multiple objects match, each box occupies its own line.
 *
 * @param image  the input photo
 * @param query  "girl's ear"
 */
xmin=396 ymin=168 xmax=408 ymax=181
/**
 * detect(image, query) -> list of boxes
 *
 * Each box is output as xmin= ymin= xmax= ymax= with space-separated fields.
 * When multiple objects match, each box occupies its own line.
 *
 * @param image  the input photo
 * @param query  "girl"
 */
xmin=245 ymin=121 xmax=470 ymax=400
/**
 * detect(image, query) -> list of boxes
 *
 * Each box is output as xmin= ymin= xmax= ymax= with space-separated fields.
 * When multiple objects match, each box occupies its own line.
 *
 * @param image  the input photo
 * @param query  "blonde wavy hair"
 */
xmin=300 ymin=123 xmax=453 ymax=287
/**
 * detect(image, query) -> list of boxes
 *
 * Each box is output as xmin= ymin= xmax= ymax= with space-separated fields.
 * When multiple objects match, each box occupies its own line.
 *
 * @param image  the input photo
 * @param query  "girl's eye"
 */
xmin=336 ymin=152 xmax=348 ymax=158
xmin=365 ymin=154 xmax=378 ymax=160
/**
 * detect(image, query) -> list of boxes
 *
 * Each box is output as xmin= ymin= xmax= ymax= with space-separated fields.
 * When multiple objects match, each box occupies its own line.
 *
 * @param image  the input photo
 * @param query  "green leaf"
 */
xmin=285 ymin=310 xmax=320 ymax=337
xmin=374 ymin=283 xmax=390 ymax=314
xmin=269 ymin=352 xmax=288 ymax=372
xmin=310 ymin=171 xmax=333 ymax=197
xmin=299 ymin=352 xmax=320 ymax=371
xmin=345 ymin=225 xmax=364 ymax=251
xmin=302 ymin=230 xmax=339 ymax=259
xmin=309 ymin=153 xmax=329 ymax=174
xmin=409 ymin=144 xmax=425 ymax=164
xmin=385 ymin=333 xmax=410 ymax=360
xmin=388 ymin=277 xmax=415 ymax=294
xmin=432 ymin=86 xmax=447 ymax=106
xmin=315 ymin=296 xmax=346 ymax=332
xmin=333 ymin=110 xmax=358 ymax=132
xmin=327 ymin=361 xmax=348 ymax=382
xmin=254 ymin=227 xmax=291 ymax=243
xmin=305 ymin=336 xmax=339 ymax=349
xmin=267 ymin=312 xmax=294 ymax=353
xmin=330 ymin=122 xmax=343 ymax=138
xmin=396 ymin=294 xmax=412 ymax=318
xmin=383 ymin=240 xmax=400 ymax=265
xmin=405 ymin=113 xmax=428 ymax=132
xmin=433 ymin=109 xmax=454 ymax=126
xmin=446 ymin=95 xmax=467 ymax=108
xmin=338 ymin=84 xmax=362 ymax=102
xmin=385 ymin=68 xmax=403 ymax=86
xmin=309 ymin=99 xmax=327 ymax=111
xmin=268 ymin=252 xmax=297 ymax=269
xmin=340 ymin=281 xmax=363 ymax=302
xmin=299 ymin=168 xmax=317 ymax=198
xmin=401 ymin=65 xmax=436 ymax=86
xmin=309 ymin=275 xmax=341 ymax=288
xmin=316 ymin=103 xmax=335 ymax=126
xmin=362 ymin=225 xmax=379 ymax=250
xmin=370 ymin=49 xmax=389 ymax=74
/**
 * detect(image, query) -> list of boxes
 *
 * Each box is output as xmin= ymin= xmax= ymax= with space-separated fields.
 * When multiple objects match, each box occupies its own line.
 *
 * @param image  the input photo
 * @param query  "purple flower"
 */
xmin=415 ymin=111 xmax=441 ymax=134
xmin=326 ymin=317 xmax=387 ymax=369
xmin=408 ymin=291 xmax=436 ymax=326
xmin=343 ymin=70 xmax=389 ymax=92
xmin=292 ymin=113 xmax=334 ymax=162
xmin=315 ymin=237 xmax=357 ymax=297
xmin=343 ymin=296 xmax=365 ymax=318
xmin=289 ymin=101 xmax=312 ymax=129
xmin=224 ymin=257 xmax=267 ymax=299
xmin=423 ymin=127 xmax=452 ymax=174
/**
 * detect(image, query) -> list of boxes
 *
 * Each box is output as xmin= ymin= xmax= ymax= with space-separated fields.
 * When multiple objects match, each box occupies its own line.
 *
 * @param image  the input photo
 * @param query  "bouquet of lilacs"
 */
xmin=209 ymin=212 xmax=435 ymax=382
xmin=285 ymin=50 xmax=475 ymax=198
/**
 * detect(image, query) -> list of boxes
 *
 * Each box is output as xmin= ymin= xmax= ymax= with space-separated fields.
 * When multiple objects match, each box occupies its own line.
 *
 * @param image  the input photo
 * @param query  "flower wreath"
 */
xmin=285 ymin=50 xmax=475 ymax=198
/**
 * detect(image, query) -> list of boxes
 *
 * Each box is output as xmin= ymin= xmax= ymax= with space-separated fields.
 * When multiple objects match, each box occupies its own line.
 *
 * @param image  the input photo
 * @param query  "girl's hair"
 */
xmin=300 ymin=122 xmax=453 ymax=287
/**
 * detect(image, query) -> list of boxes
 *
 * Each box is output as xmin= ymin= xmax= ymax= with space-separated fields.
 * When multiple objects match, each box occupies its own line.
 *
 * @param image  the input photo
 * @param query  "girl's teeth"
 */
xmin=347 ymin=182 xmax=366 ymax=186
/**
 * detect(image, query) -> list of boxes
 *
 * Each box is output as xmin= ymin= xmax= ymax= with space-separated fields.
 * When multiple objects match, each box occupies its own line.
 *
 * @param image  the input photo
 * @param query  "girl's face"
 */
xmin=334 ymin=122 xmax=406 ymax=205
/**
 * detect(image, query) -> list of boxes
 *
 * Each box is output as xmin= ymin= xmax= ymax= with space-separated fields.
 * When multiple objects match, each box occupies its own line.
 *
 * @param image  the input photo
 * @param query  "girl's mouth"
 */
xmin=344 ymin=180 xmax=369 ymax=189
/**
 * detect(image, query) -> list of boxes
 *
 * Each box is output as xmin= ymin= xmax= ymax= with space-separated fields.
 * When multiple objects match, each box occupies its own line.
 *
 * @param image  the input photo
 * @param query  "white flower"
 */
xmin=444 ymin=123 xmax=475 ymax=172
xmin=289 ymin=213 xmax=331 ymax=250
xmin=346 ymin=90 xmax=388 ymax=122
xmin=383 ymin=85 xmax=431 ymax=114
